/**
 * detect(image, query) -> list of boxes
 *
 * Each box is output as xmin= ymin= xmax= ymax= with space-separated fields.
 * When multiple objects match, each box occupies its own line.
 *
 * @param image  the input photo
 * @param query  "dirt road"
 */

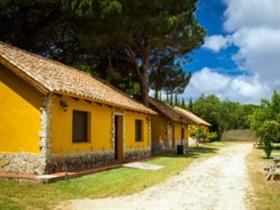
xmin=63 ymin=143 xmax=253 ymax=210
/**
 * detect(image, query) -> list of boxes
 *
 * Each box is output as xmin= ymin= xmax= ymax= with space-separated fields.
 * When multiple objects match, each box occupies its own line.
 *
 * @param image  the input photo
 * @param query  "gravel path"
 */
xmin=63 ymin=143 xmax=253 ymax=210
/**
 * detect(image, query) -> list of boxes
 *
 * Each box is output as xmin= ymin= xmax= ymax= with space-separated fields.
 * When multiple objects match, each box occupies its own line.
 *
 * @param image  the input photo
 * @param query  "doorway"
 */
xmin=114 ymin=115 xmax=124 ymax=161
xmin=172 ymin=125 xmax=175 ymax=148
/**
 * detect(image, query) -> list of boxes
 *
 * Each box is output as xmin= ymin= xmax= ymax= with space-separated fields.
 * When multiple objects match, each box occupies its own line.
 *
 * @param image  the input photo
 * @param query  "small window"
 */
xmin=72 ymin=110 xmax=89 ymax=143
xmin=135 ymin=120 xmax=143 ymax=142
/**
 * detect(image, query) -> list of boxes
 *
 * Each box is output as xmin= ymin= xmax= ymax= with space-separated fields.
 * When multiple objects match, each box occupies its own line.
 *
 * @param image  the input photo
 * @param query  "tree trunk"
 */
xmin=140 ymin=51 xmax=150 ymax=105
xmin=139 ymin=75 xmax=149 ymax=105
xmin=125 ymin=45 xmax=150 ymax=105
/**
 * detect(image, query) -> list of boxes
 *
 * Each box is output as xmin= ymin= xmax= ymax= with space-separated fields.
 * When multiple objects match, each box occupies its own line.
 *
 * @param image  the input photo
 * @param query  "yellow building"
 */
xmin=174 ymin=107 xmax=212 ymax=135
xmin=148 ymin=97 xmax=191 ymax=153
xmin=0 ymin=42 xmax=155 ymax=175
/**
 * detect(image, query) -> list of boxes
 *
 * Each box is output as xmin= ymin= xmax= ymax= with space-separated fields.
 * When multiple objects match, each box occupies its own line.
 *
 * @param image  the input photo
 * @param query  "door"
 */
xmin=181 ymin=127 xmax=185 ymax=145
xmin=114 ymin=115 xmax=124 ymax=161
xmin=172 ymin=125 xmax=175 ymax=148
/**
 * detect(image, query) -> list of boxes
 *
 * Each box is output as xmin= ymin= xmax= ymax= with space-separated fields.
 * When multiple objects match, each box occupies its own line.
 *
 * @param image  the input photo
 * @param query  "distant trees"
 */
xmin=190 ymin=95 xmax=258 ymax=136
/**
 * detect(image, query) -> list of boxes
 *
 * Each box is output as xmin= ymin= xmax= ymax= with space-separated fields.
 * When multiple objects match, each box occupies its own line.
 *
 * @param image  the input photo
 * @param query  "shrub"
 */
xmin=190 ymin=127 xmax=207 ymax=139
xmin=258 ymin=121 xmax=280 ymax=158
xmin=207 ymin=132 xmax=218 ymax=142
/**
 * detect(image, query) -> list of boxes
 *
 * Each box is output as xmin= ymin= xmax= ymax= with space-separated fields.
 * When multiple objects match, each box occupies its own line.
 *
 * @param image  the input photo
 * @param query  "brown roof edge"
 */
xmin=0 ymin=56 xmax=50 ymax=95
xmin=54 ymin=90 xmax=157 ymax=115
xmin=148 ymin=97 xmax=188 ymax=124
xmin=0 ymin=55 xmax=156 ymax=115
xmin=174 ymin=106 xmax=212 ymax=127
xmin=0 ymin=42 xmax=156 ymax=115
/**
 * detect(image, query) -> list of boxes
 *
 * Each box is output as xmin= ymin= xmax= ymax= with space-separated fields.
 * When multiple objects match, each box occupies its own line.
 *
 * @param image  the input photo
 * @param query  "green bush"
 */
xmin=190 ymin=127 xmax=207 ymax=140
xmin=258 ymin=120 xmax=280 ymax=158
xmin=207 ymin=132 xmax=218 ymax=142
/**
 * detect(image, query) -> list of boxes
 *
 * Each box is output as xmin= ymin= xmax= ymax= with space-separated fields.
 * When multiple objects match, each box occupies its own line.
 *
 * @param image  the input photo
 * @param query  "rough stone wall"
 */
xmin=0 ymin=153 xmax=45 ymax=175
xmin=46 ymin=151 xmax=114 ymax=173
xmin=221 ymin=129 xmax=257 ymax=142
xmin=124 ymin=148 xmax=151 ymax=161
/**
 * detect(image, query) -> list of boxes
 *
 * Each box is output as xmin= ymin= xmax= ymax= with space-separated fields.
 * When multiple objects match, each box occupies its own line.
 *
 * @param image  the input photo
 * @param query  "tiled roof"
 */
xmin=0 ymin=42 xmax=155 ymax=114
xmin=148 ymin=97 xmax=189 ymax=124
xmin=174 ymin=106 xmax=212 ymax=127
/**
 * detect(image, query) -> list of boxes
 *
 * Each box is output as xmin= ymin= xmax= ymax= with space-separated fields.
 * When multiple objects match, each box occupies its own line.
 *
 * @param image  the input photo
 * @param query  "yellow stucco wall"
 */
xmin=0 ymin=65 xmax=42 ymax=154
xmin=0 ymin=66 xmax=150 ymax=156
xmin=125 ymin=111 xmax=150 ymax=150
xmin=50 ymin=95 xmax=149 ymax=154
xmin=50 ymin=95 xmax=113 ymax=153
xmin=151 ymin=112 xmax=189 ymax=150
xmin=151 ymin=115 xmax=167 ymax=142
xmin=174 ymin=123 xmax=188 ymax=145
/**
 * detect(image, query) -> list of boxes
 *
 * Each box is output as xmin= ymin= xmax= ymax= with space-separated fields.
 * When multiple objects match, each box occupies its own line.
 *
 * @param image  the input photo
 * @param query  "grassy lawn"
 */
xmin=0 ymin=142 xmax=230 ymax=210
xmin=247 ymin=144 xmax=280 ymax=210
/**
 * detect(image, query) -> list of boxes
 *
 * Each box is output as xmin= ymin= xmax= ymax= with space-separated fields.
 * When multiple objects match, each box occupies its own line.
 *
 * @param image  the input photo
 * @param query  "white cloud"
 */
xmin=223 ymin=0 xmax=280 ymax=32
xmin=189 ymin=67 xmax=230 ymax=92
xmin=223 ymin=0 xmax=280 ymax=90
xmin=184 ymin=68 xmax=271 ymax=104
xmin=203 ymin=35 xmax=229 ymax=52
xmin=184 ymin=0 xmax=280 ymax=103
xmin=232 ymin=27 xmax=280 ymax=86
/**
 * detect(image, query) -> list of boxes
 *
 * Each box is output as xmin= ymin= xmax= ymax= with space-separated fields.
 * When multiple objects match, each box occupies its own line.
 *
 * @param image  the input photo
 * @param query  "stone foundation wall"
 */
xmin=152 ymin=139 xmax=187 ymax=153
xmin=0 ymin=153 xmax=45 ymax=175
xmin=46 ymin=151 xmax=115 ymax=173
xmin=0 ymin=149 xmax=152 ymax=175
xmin=124 ymin=148 xmax=151 ymax=161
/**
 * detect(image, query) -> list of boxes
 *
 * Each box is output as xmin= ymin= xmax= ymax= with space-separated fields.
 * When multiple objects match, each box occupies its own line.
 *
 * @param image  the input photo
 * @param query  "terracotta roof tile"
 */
xmin=174 ymin=106 xmax=212 ymax=127
xmin=148 ymin=97 xmax=189 ymax=124
xmin=0 ymin=42 xmax=155 ymax=114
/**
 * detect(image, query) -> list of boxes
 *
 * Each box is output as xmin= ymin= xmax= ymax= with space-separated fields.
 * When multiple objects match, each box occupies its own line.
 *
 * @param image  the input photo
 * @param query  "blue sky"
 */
xmin=187 ymin=0 xmax=240 ymax=76
xmin=182 ymin=0 xmax=280 ymax=104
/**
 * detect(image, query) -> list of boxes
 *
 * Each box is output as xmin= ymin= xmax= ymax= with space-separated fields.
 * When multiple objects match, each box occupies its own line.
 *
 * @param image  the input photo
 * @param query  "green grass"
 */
xmin=247 ymin=144 xmax=280 ymax=210
xmin=0 ymin=142 xmax=230 ymax=210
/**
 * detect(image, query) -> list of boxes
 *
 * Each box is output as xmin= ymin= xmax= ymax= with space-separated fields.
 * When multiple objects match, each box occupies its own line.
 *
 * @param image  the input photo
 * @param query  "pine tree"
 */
xmin=155 ymin=90 xmax=159 ymax=99
xmin=170 ymin=94 xmax=174 ymax=106
xmin=175 ymin=94 xmax=178 ymax=106
xmin=189 ymin=97 xmax=193 ymax=111
xmin=166 ymin=94 xmax=170 ymax=104
xmin=181 ymin=97 xmax=186 ymax=108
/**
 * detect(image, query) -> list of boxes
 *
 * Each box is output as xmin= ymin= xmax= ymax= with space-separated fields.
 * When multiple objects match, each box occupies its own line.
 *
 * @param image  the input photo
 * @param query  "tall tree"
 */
xmin=149 ymin=55 xmax=192 ymax=103
xmin=189 ymin=97 xmax=193 ymax=111
xmin=0 ymin=0 xmax=205 ymax=103
xmin=181 ymin=97 xmax=186 ymax=108
xmin=65 ymin=0 xmax=205 ymax=104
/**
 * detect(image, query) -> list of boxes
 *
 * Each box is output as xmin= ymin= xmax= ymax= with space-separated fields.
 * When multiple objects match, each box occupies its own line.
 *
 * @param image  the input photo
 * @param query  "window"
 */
xmin=135 ymin=120 xmax=143 ymax=141
xmin=72 ymin=110 xmax=89 ymax=143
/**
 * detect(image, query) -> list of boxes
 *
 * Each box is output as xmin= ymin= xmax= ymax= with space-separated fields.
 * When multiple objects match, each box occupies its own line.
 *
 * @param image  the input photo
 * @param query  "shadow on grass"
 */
xmin=273 ymin=145 xmax=280 ymax=150
xmin=153 ymin=146 xmax=219 ymax=159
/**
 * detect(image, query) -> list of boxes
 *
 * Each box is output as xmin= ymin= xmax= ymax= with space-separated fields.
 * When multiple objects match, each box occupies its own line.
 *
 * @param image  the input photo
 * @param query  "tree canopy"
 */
xmin=0 ymin=0 xmax=205 ymax=104
xmin=190 ymin=95 xmax=258 ymax=136
xmin=249 ymin=91 xmax=280 ymax=141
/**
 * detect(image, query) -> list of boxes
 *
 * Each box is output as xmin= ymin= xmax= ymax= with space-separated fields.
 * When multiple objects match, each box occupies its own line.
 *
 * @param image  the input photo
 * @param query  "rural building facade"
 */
xmin=148 ymin=97 xmax=190 ymax=153
xmin=0 ymin=42 xmax=155 ymax=175
xmin=174 ymin=106 xmax=212 ymax=135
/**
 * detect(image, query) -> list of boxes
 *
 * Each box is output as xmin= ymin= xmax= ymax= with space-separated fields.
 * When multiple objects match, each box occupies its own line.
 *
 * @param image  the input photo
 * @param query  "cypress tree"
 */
xmin=181 ymin=97 xmax=186 ymax=108
xmin=189 ymin=97 xmax=193 ymax=111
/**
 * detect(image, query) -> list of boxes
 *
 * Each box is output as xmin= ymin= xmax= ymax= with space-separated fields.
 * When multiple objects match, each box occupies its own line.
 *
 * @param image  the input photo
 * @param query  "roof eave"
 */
xmin=53 ymin=90 xmax=157 ymax=115
xmin=0 ymin=56 xmax=50 ymax=95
